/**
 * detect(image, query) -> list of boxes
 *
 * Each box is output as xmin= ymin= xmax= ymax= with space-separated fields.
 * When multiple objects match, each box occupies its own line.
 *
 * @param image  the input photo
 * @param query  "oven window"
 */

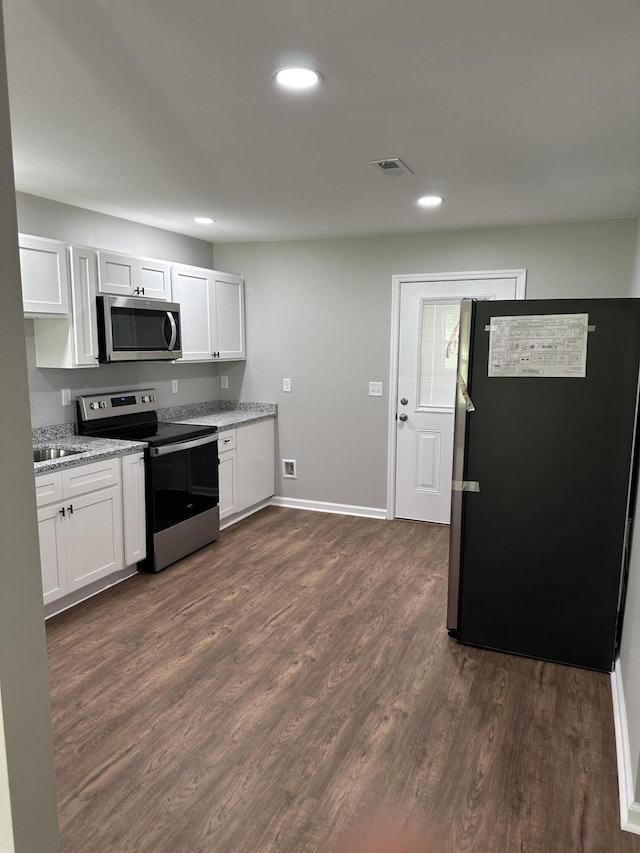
xmin=112 ymin=307 xmax=181 ymax=352
xmin=150 ymin=442 xmax=218 ymax=531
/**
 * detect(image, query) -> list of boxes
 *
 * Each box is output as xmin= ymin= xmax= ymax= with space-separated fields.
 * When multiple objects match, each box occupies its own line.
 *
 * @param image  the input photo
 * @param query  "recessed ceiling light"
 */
xmin=194 ymin=217 xmax=215 ymax=225
xmin=417 ymin=195 xmax=443 ymax=208
xmin=273 ymin=67 xmax=322 ymax=90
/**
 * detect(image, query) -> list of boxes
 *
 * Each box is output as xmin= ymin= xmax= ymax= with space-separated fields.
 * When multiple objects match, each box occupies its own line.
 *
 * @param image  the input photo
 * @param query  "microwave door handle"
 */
xmin=166 ymin=312 xmax=178 ymax=351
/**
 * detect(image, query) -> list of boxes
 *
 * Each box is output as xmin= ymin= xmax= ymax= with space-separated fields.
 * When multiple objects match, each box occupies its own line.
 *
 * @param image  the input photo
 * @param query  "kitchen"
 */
xmin=2 ymin=1 xmax=640 ymax=851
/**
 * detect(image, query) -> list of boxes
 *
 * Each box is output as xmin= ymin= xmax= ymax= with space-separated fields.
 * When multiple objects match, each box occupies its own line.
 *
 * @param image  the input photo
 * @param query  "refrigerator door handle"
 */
xmin=448 ymin=298 xmax=475 ymax=634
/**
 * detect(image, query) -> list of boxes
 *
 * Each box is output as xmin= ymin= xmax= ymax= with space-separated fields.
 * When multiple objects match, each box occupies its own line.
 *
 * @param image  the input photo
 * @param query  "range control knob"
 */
xmin=150 ymin=395 xmax=156 ymax=402
xmin=141 ymin=395 xmax=149 ymax=403
xmin=99 ymin=401 xmax=107 ymax=409
xmin=90 ymin=402 xmax=99 ymax=410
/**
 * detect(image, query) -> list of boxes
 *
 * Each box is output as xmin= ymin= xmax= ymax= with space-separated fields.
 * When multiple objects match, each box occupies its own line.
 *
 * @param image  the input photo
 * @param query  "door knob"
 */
xmin=400 ymin=397 xmax=408 ymax=405
xmin=399 ymin=414 xmax=408 ymax=421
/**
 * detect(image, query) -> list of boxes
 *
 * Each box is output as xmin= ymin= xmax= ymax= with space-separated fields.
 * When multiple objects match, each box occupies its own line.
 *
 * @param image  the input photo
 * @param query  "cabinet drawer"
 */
xmin=62 ymin=458 xmax=120 ymax=498
xmin=217 ymin=429 xmax=236 ymax=452
xmin=35 ymin=471 xmax=64 ymax=507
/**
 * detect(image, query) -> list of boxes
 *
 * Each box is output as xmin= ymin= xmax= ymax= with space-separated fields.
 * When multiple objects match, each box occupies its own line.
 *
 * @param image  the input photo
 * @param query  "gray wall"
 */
xmin=214 ymin=217 xmax=637 ymax=507
xmin=0 ymin=17 xmax=60 ymax=852
xmin=16 ymin=193 xmax=219 ymax=426
xmin=621 ymin=213 xmax=640 ymax=803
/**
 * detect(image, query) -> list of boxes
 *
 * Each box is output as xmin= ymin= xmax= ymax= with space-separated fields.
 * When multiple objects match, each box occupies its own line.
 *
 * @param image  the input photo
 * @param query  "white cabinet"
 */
xmin=217 ymin=429 xmax=237 ymax=521
xmin=64 ymin=486 xmax=123 ymax=592
xmin=33 ymin=246 xmax=100 ymax=368
xmin=236 ymin=420 xmax=275 ymax=513
xmin=19 ymin=234 xmax=69 ymax=316
xmin=172 ymin=264 xmax=245 ymax=362
xmin=35 ymin=457 xmax=127 ymax=605
xmin=98 ymin=251 xmax=172 ymax=300
xmin=121 ymin=452 xmax=146 ymax=565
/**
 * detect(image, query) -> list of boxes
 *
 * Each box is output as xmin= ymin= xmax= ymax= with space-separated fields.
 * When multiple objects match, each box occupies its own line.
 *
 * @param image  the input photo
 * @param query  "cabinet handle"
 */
xmin=141 ymin=287 xmax=145 ymax=295
xmin=59 ymin=507 xmax=65 ymax=518
xmin=67 ymin=504 xmax=74 ymax=515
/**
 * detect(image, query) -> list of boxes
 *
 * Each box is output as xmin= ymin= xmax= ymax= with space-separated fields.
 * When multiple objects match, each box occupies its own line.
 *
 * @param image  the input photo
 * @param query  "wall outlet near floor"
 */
xmin=282 ymin=459 xmax=297 ymax=479
xmin=369 ymin=381 xmax=383 ymax=397
xmin=283 ymin=378 xmax=292 ymax=392
xmin=61 ymin=388 xmax=72 ymax=406
xmin=171 ymin=379 xmax=179 ymax=394
xmin=220 ymin=375 xmax=229 ymax=389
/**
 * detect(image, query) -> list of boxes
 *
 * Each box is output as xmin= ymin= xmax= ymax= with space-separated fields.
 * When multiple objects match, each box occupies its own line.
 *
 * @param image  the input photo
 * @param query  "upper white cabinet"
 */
xmin=33 ymin=246 xmax=100 ymax=368
xmin=19 ymin=234 xmax=70 ymax=316
xmin=98 ymin=251 xmax=172 ymax=301
xmin=172 ymin=265 xmax=245 ymax=362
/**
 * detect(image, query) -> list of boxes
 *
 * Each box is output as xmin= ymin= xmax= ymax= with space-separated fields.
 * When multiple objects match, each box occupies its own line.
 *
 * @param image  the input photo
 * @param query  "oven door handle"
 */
xmin=150 ymin=433 xmax=218 ymax=456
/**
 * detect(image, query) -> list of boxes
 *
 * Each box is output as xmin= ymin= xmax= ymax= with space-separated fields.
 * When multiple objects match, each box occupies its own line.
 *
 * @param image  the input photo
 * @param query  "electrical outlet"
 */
xmin=61 ymin=388 xmax=72 ymax=406
xmin=171 ymin=379 xmax=179 ymax=394
xmin=220 ymin=375 xmax=229 ymax=389
xmin=282 ymin=459 xmax=297 ymax=479
xmin=369 ymin=381 xmax=383 ymax=397
xmin=283 ymin=378 xmax=292 ymax=392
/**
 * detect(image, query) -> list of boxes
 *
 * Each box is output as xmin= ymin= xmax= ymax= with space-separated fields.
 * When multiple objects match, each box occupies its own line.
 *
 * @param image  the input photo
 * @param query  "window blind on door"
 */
xmin=419 ymin=301 xmax=460 ymax=408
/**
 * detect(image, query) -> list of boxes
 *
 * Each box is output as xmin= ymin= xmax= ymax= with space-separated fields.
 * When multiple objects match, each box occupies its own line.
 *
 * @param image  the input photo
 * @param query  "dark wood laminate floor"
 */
xmin=46 ymin=507 xmax=640 ymax=853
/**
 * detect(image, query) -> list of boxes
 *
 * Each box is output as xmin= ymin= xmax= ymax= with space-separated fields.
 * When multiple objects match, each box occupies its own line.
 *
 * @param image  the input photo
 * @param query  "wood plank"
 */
xmin=46 ymin=507 xmax=640 ymax=852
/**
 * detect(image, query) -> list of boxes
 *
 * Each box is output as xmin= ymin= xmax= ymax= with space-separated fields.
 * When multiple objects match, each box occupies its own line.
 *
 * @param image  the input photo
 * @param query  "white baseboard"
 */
xmin=611 ymin=664 xmax=640 ymax=834
xmin=270 ymin=496 xmax=387 ymax=520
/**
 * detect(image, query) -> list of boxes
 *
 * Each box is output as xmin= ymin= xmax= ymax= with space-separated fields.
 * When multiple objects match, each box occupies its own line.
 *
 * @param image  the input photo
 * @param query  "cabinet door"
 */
xmin=70 ymin=246 xmax=100 ymax=365
xmin=37 ymin=504 xmax=67 ymax=604
xmin=19 ymin=234 xmax=69 ymax=316
xmin=122 ymin=453 xmax=147 ymax=565
xmin=171 ymin=265 xmax=214 ymax=360
xmin=212 ymin=271 xmax=245 ymax=360
xmin=98 ymin=251 xmax=137 ymax=296
xmin=236 ymin=420 xmax=275 ymax=512
xmin=65 ymin=485 xmax=124 ymax=591
xmin=218 ymin=431 xmax=237 ymax=521
xmin=139 ymin=258 xmax=171 ymax=300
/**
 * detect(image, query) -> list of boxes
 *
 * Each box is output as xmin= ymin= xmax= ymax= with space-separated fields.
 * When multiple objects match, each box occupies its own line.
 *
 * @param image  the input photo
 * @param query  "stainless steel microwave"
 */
xmin=97 ymin=296 xmax=182 ymax=362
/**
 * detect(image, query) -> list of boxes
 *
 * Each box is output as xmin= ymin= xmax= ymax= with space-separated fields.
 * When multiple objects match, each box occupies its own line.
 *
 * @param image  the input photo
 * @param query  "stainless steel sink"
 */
xmin=33 ymin=447 xmax=82 ymax=463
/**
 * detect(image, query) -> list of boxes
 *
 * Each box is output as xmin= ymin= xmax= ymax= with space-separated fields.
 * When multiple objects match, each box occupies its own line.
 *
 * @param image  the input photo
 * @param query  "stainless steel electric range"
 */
xmin=77 ymin=388 xmax=219 ymax=573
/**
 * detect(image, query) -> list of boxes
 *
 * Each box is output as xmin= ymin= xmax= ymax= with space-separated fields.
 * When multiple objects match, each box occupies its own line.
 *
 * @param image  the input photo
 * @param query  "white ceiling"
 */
xmin=3 ymin=0 xmax=640 ymax=242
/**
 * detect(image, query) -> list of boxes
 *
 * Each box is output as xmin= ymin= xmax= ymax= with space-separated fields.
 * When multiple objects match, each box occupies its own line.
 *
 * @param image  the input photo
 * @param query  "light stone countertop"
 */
xmin=32 ymin=425 xmax=146 ymax=475
xmin=31 ymin=402 xmax=276 ymax=474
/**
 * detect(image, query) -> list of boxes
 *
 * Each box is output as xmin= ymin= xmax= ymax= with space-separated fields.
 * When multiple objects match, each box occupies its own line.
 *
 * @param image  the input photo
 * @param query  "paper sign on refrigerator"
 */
xmin=487 ymin=313 xmax=589 ymax=378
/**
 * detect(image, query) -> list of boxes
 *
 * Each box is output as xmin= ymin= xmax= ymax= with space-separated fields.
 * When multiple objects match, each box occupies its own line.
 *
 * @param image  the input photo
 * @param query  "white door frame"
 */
xmin=386 ymin=269 xmax=527 ymax=520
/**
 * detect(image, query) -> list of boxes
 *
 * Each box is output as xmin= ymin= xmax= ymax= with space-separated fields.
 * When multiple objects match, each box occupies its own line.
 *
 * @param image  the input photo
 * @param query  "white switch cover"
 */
xmin=220 ymin=376 xmax=229 ymax=389
xmin=369 ymin=381 xmax=383 ymax=397
xmin=172 ymin=379 xmax=179 ymax=394
xmin=61 ymin=388 xmax=72 ymax=406
xmin=283 ymin=378 xmax=292 ymax=392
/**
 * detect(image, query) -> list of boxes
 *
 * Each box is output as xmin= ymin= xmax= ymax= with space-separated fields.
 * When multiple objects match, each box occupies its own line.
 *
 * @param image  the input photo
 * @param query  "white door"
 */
xmin=394 ymin=272 xmax=525 ymax=523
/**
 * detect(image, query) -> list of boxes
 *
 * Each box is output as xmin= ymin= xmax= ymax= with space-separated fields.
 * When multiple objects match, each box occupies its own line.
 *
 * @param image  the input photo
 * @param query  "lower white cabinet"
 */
xmin=36 ymin=454 xmax=145 ymax=607
xmin=121 ymin=452 xmax=147 ymax=564
xmin=218 ymin=429 xmax=237 ymax=521
xmin=217 ymin=420 xmax=275 ymax=520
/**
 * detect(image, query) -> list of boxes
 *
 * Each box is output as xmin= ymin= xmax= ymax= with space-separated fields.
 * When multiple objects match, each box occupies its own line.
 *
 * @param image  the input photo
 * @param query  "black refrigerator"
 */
xmin=447 ymin=298 xmax=640 ymax=672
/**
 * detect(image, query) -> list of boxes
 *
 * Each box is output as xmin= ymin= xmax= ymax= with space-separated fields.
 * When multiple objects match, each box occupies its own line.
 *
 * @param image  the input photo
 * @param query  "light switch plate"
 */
xmin=283 ymin=378 xmax=292 ymax=392
xmin=171 ymin=379 xmax=179 ymax=394
xmin=369 ymin=381 xmax=383 ymax=397
xmin=220 ymin=376 xmax=229 ymax=389
xmin=61 ymin=388 xmax=72 ymax=406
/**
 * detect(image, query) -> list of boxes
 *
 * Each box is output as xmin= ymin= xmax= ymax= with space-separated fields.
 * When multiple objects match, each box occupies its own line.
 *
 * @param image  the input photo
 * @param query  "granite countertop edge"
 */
xmin=31 ymin=402 xmax=276 ymax=474
xmin=32 ymin=428 xmax=146 ymax=475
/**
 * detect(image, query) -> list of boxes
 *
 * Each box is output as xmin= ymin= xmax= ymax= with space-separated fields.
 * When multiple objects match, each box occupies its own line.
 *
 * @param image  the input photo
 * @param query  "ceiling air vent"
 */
xmin=370 ymin=158 xmax=413 ymax=177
